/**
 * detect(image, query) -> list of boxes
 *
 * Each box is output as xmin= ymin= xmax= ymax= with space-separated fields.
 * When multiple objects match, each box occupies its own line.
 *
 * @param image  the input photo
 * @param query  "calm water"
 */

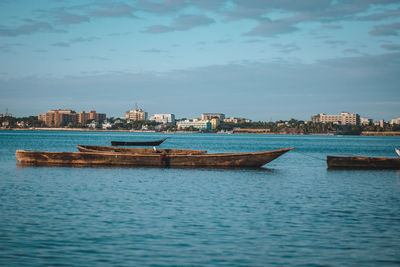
xmin=1 ymin=131 xmax=400 ymax=266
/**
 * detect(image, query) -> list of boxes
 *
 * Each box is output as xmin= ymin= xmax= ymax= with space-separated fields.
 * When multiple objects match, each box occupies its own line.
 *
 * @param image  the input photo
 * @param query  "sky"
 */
xmin=0 ymin=0 xmax=399 ymax=121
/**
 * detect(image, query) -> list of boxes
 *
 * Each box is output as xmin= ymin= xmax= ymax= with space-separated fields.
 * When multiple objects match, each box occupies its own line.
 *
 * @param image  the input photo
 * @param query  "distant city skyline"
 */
xmin=1 ymin=0 xmax=399 ymax=121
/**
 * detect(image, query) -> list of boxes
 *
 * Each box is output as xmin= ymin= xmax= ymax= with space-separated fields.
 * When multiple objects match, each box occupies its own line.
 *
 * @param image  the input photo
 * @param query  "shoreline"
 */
xmin=1 ymin=127 xmax=399 ymax=136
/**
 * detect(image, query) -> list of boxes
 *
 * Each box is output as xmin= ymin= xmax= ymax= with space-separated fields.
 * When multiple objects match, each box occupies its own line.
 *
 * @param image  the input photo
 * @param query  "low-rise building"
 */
xmin=177 ymin=119 xmax=211 ymax=131
xmin=311 ymin=112 xmax=360 ymax=125
xmin=360 ymin=118 xmax=373 ymax=125
xmin=391 ymin=117 xmax=400 ymax=125
xmin=224 ymin=117 xmax=252 ymax=124
xmin=150 ymin=114 xmax=175 ymax=124
xmin=201 ymin=113 xmax=225 ymax=121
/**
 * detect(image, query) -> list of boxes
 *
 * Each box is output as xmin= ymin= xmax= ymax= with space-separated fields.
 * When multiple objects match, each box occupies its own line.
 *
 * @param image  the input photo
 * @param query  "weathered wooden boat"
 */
xmin=110 ymin=138 xmax=167 ymax=146
xmin=327 ymin=155 xmax=400 ymax=169
xmin=77 ymin=145 xmax=207 ymax=155
xmin=15 ymin=147 xmax=294 ymax=168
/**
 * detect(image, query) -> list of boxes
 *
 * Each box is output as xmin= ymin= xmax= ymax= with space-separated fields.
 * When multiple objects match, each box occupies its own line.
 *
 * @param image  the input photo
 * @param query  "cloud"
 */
xmin=141 ymin=49 xmax=167 ymax=53
xmin=56 ymin=10 xmax=90 ymax=24
xmin=70 ymin=36 xmax=100 ymax=43
xmin=138 ymin=0 xmax=187 ymax=13
xmin=51 ymin=36 xmax=99 ymax=47
xmin=244 ymin=19 xmax=298 ymax=37
xmin=3 ymin=52 xmax=398 ymax=120
xmin=271 ymin=43 xmax=300 ymax=53
xmin=322 ymin=25 xmax=343 ymax=30
xmin=0 ymin=22 xmax=61 ymax=37
xmin=324 ymin=40 xmax=346 ymax=47
xmin=89 ymin=3 xmax=136 ymax=18
xmin=0 ymin=43 xmax=24 ymax=53
xmin=369 ymin=22 xmax=400 ymax=36
xmin=381 ymin=44 xmax=400 ymax=51
xmin=143 ymin=25 xmax=172 ymax=33
xmin=144 ymin=14 xmax=214 ymax=33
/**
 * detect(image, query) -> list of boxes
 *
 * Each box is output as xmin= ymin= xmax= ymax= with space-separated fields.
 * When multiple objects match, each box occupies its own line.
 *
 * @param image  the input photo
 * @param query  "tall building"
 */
xmin=149 ymin=114 xmax=175 ymax=124
xmin=38 ymin=109 xmax=106 ymax=127
xmin=311 ymin=112 xmax=360 ymax=125
xmin=38 ymin=109 xmax=78 ymax=127
xmin=177 ymin=119 xmax=211 ymax=131
xmin=78 ymin=110 xmax=106 ymax=125
xmin=201 ymin=113 xmax=225 ymax=121
xmin=126 ymin=107 xmax=148 ymax=121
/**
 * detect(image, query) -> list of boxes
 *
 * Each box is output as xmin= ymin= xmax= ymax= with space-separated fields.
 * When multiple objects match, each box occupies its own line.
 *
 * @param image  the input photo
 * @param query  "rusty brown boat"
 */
xmin=327 ymin=155 xmax=400 ymax=169
xmin=77 ymin=145 xmax=207 ymax=155
xmin=15 ymin=147 xmax=294 ymax=168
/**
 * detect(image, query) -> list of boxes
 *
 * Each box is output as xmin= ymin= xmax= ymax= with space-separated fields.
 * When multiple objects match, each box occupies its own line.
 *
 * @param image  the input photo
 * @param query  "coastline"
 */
xmin=1 ymin=127 xmax=399 ymax=136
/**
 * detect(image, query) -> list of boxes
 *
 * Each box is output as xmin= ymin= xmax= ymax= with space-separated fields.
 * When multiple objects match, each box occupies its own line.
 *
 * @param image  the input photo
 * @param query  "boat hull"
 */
xmin=16 ymin=148 xmax=294 ymax=168
xmin=110 ymin=138 xmax=167 ymax=146
xmin=327 ymin=156 xmax=400 ymax=169
xmin=77 ymin=145 xmax=207 ymax=155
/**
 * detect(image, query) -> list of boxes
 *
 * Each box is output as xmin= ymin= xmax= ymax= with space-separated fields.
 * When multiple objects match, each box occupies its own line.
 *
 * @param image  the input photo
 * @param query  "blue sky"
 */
xmin=0 ymin=0 xmax=399 ymax=121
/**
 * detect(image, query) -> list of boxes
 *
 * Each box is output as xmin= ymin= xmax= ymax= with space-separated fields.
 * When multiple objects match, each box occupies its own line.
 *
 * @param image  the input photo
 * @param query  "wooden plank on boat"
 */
xmin=77 ymin=145 xmax=207 ymax=155
xmin=16 ymin=147 xmax=294 ymax=168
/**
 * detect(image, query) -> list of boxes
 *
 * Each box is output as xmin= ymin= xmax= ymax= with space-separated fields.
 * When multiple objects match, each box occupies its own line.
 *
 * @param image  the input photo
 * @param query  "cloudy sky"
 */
xmin=0 ymin=0 xmax=399 ymax=121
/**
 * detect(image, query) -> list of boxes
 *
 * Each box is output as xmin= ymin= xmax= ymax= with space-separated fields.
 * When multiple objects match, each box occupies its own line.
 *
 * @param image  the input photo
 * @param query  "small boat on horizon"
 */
xmin=15 ymin=147 xmax=294 ymax=168
xmin=110 ymin=138 xmax=167 ymax=147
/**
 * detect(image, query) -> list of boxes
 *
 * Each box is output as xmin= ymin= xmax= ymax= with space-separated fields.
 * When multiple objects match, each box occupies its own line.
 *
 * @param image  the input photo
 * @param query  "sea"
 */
xmin=0 ymin=130 xmax=400 ymax=266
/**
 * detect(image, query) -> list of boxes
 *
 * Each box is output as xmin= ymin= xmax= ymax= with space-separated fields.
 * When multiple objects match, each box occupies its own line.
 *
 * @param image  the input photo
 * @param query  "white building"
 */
xmin=126 ymin=107 xmax=148 ymax=121
xmin=360 ymin=118 xmax=373 ymax=125
xmin=102 ymin=121 xmax=113 ymax=129
xmin=391 ymin=117 xmax=400 ymax=125
xmin=177 ymin=119 xmax=211 ymax=131
xmin=311 ymin=112 xmax=360 ymax=125
xmin=150 ymin=114 xmax=175 ymax=124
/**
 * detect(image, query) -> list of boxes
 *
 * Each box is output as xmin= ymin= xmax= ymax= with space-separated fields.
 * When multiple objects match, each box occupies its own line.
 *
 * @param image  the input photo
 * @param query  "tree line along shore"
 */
xmin=1 ymin=116 xmax=399 ymax=136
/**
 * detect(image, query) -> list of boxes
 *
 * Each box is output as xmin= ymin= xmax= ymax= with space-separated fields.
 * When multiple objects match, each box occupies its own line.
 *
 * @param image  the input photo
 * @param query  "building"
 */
xmin=177 ymin=119 xmax=212 ymax=131
xmin=78 ymin=110 xmax=106 ymax=125
xmin=0 ymin=109 xmax=13 ymax=118
xmin=391 ymin=117 xmax=400 ymax=125
xmin=149 ymin=114 xmax=175 ymax=124
xmin=38 ymin=109 xmax=78 ymax=127
xmin=360 ymin=118 xmax=373 ymax=125
xmin=210 ymin=118 xmax=220 ymax=130
xmin=311 ymin=112 xmax=360 ymax=125
xmin=126 ymin=107 xmax=148 ymax=121
xmin=374 ymin=120 xmax=385 ymax=128
xmin=201 ymin=113 xmax=225 ymax=121
xmin=224 ymin=117 xmax=252 ymax=124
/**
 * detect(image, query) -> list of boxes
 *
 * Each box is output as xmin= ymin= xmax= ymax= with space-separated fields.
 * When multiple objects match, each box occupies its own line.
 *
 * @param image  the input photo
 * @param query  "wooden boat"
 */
xmin=327 ymin=155 xmax=400 ymax=169
xmin=76 ymin=145 xmax=207 ymax=155
xmin=110 ymin=138 xmax=167 ymax=146
xmin=15 ymin=147 xmax=294 ymax=168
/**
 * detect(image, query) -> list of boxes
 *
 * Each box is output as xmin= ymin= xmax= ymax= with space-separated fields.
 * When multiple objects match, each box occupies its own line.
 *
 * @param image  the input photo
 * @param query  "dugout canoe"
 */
xmin=15 ymin=147 xmax=294 ymax=168
xmin=327 ymin=155 xmax=400 ymax=169
xmin=77 ymin=145 xmax=207 ymax=155
xmin=110 ymin=138 xmax=167 ymax=146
